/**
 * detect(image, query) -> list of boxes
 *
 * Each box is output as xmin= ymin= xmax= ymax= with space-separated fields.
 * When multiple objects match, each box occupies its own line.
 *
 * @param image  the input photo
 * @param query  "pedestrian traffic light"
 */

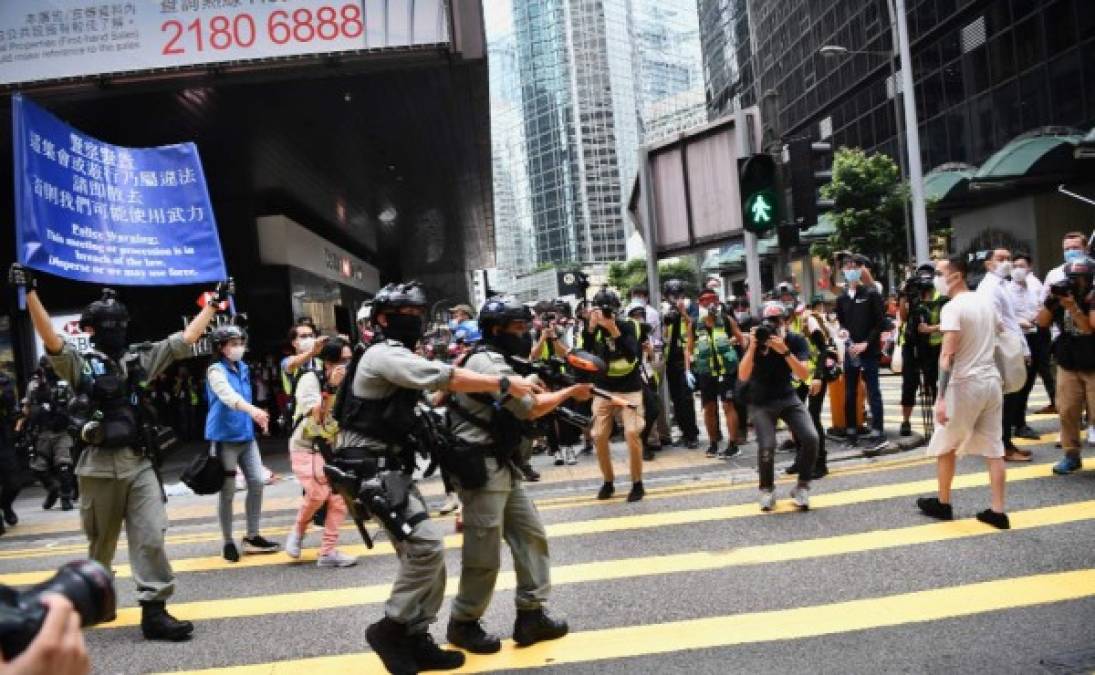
xmin=787 ymin=136 xmax=834 ymax=230
xmin=737 ymin=153 xmax=781 ymax=234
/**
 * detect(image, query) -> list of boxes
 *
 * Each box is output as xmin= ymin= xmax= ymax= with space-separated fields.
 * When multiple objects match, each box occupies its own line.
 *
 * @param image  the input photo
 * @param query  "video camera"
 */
xmin=1049 ymin=278 xmax=1080 ymax=298
xmin=0 ymin=560 xmax=116 ymax=659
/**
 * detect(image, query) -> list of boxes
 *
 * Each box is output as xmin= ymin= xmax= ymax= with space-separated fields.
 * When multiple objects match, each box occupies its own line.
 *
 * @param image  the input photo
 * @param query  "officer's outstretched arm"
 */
xmin=450 ymin=368 xmax=536 ymax=399
xmin=27 ymin=290 xmax=64 ymax=355
xmin=528 ymin=384 xmax=593 ymax=419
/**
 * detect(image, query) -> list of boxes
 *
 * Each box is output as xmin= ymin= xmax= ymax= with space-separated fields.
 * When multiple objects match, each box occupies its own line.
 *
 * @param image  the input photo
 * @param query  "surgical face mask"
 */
xmin=1064 ymin=248 xmax=1086 ymax=265
xmin=843 ymin=268 xmax=861 ymax=284
xmin=1012 ymin=267 xmax=1028 ymax=283
xmin=226 ymin=345 xmax=246 ymax=362
xmin=992 ymin=260 xmax=1012 ymax=278
xmin=296 ymin=336 xmax=315 ymax=354
xmin=933 ymin=274 xmax=951 ymax=297
xmin=448 ymin=319 xmax=459 ymax=330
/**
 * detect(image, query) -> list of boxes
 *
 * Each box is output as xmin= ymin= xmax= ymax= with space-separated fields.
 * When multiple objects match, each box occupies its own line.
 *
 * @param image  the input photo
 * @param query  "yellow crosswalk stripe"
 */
xmin=0 ymin=462 xmax=1074 ymax=587
xmin=0 ymin=454 xmax=937 ymax=563
xmin=168 ymin=567 xmax=1095 ymax=674
xmin=97 ymin=499 xmax=1095 ymax=629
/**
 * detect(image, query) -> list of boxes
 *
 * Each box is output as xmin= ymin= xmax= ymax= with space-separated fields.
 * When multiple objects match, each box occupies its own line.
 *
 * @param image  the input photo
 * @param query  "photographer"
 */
xmin=583 ymin=289 xmax=647 ymax=502
xmin=530 ymin=301 xmax=576 ymax=467
xmin=1007 ymin=254 xmax=1046 ymax=440
xmin=738 ymin=302 xmax=818 ymax=511
xmin=24 ymin=358 xmax=76 ymax=512
xmin=1036 ymin=258 xmax=1095 ymax=475
xmin=660 ymin=280 xmax=700 ymax=449
xmin=897 ymin=265 xmax=945 ymax=437
xmin=688 ymin=289 xmax=743 ymax=459
xmin=0 ymin=595 xmax=89 ymax=675
xmin=9 ymin=263 xmax=224 ymax=642
xmin=444 ymin=298 xmax=591 ymax=655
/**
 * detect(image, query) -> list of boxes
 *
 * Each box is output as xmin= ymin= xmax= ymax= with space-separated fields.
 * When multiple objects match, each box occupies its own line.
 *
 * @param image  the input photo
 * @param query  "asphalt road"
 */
xmin=2 ymin=375 xmax=1093 ymax=674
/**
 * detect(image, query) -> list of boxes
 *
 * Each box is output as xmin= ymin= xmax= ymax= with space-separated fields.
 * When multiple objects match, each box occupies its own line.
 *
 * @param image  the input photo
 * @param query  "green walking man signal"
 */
xmin=737 ymin=154 xmax=781 ymax=234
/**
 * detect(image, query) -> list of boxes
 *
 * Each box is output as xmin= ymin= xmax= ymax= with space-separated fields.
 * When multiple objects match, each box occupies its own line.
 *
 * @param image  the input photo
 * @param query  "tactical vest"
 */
xmin=692 ymin=317 xmax=738 ymax=377
xmin=72 ymin=351 xmax=143 ymax=448
xmin=333 ymin=344 xmax=421 ymax=448
xmin=594 ymin=319 xmax=642 ymax=378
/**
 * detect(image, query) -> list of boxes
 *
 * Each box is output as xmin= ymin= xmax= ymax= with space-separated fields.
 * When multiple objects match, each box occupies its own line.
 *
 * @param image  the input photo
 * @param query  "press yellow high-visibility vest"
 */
xmin=595 ymin=319 xmax=641 ymax=378
xmin=691 ymin=317 xmax=737 ymax=377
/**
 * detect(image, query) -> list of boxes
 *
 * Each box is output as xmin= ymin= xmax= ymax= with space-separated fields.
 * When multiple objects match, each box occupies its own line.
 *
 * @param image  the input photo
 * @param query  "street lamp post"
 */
xmin=820 ymin=0 xmax=930 ymax=264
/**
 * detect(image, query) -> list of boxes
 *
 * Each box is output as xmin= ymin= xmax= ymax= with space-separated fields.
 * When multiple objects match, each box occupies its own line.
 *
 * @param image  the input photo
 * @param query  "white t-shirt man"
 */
xmin=977 ymin=270 xmax=1029 ymax=356
xmin=927 ymin=290 xmax=1004 ymax=458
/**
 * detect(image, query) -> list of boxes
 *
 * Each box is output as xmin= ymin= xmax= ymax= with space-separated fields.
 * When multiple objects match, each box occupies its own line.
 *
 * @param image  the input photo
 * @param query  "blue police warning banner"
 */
xmin=12 ymin=93 xmax=227 ymax=285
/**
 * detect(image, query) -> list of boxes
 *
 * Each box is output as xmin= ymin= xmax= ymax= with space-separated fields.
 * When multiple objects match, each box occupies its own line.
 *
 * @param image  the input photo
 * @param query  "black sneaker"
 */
xmin=242 ymin=535 xmax=281 ymax=554
xmin=719 ymin=444 xmax=742 ymax=460
xmin=705 ymin=443 xmax=718 ymax=458
xmin=779 ymin=438 xmax=797 ymax=452
xmin=1 ymin=507 xmax=16 ymax=527
xmin=627 ymin=482 xmax=645 ymax=502
xmin=513 ymin=608 xmax=568 ymax=647
xmin=684 ymin=438 xmax=700 ymax=450
xmin=519 ymin=462 xmax=541 ymax=482
xmin=596 ymin=482 xmax=615 ymax=500
xmin=1014 ymin=426 xmax=1040 ymax=440
xmin=407 ymin=632 xmax=465 ymax=671
xmin=447 ymin=618 xmax=501 ymax=654
xmin=642 ymin=447 xmax=656 ymax=461
xmin=783 ymin=462 xmax=801 ymax=475
xmin=60 ymin=498 xmax=74 ymax=511
xmin=223 ymin=542 xmax=240 ymax=562
xmin=812 ymin=464 xmax=829 ymax=479
xmin=660 ymin=436 xmax=674 ymax=447
xmin=899 ymin=421 xmax=912 ymax=437
xmin=976 ymin=509 xmax=1010 ymax=530
xmin=553 ymin=453 xmax=565 ymax=467
xmin=581 ymin=443 xmax=594 ymax=455
xmin=916 ymin=497 xmax=953 ymax=521
xmin=42 ymin=489 xmax=59 ymax=511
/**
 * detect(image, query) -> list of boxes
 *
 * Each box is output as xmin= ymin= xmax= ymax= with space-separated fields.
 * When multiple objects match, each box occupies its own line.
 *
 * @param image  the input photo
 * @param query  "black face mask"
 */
xmin=92 ymin=327 xmax=128 ymax=358
xmin=383 ymin=314 xmax=424 ymax=349
xmin=491 ymin=331 xmax=533 ymax=358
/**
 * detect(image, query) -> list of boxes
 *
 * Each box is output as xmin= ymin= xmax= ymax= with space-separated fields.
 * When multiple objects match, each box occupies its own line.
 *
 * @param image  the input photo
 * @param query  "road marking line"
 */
xmin=0 ymin=462 xmax=1072 ymax=587
xmin=96 ymin=499 xmax=1095 ymax=628
xmin=166 ymin=568 xmax=1095 ymax=674
xmin=0 ymin=454 xmax=936 ymax=561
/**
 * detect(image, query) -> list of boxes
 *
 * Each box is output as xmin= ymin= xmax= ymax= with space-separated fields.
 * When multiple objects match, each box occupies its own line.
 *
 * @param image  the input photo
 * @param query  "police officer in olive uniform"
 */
xmin=25 ymin=356 xmax=77 ymax=511
xmin=11 ymin=262 xmax=224 ymax=642
xmin=444 ymin=297 xmax=591 ymax=654
xmin=336 ymin=282 xmax=536 ymax=675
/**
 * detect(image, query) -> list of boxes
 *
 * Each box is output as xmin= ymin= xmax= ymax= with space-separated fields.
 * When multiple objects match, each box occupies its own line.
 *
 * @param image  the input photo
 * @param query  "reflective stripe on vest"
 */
xmin=598 ymin=320 xmax=640 ymax=378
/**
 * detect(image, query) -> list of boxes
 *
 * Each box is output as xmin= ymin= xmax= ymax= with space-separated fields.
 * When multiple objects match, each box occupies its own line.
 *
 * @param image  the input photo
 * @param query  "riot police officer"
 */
xmin=10 ymin=262 xmax=223 ymax=642
xmin=25 ymin=356 xmax=77 ymax=511
xmin=333 ymin=281 xmax=535 ymax=675
xmin=444 ymin=297 xmax=591 ymax=654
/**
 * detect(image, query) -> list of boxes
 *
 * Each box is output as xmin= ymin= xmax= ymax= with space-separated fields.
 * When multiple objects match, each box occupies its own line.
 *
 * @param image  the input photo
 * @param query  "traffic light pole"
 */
xmin=894 ymin=0 xmax=930 ymax=263
xmin=736 ymin=108 xmax=764 ymax=313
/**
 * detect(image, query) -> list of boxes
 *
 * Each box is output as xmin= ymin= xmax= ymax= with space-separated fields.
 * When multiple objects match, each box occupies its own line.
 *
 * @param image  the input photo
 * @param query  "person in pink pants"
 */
xmin=284 ymin=338 xmax=357 ymax=568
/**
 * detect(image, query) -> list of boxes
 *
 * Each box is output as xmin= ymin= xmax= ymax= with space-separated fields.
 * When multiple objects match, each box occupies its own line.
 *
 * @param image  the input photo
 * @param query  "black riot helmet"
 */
xmin=372 ymin=281 xmax=428 ymax=314
xmin=663 ymin=279 xmax=686 ymax=299
xmin=210 ymin=325 xmax=246 ymax=351
xmin=78 ymin=288 xmax=129 ymax=333
xmin=478 ymin=296 xmax=533 ymax=335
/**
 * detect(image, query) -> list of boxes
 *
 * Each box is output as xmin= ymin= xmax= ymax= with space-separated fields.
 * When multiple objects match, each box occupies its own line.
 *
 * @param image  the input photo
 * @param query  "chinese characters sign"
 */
xmin=13 ymin=94 xmax=227 ymax=285
xmin=0 ymin=1 xmax=449 ymax=86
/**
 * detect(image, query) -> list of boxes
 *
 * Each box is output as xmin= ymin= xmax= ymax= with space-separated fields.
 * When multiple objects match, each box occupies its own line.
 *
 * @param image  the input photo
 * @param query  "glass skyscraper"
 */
xmin=488 ymin=0 xmax=705 ymax=270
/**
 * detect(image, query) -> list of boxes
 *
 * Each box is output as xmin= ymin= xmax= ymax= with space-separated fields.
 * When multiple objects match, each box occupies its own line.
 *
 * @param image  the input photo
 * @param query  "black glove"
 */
xmin=213 ymin=278 xmax=235 ymax=304
xmin=8 ymin=263 xmax=36 ymax=290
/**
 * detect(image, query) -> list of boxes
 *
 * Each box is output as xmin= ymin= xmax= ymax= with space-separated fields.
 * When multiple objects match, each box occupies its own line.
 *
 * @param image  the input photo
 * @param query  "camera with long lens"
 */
xmin=0 ymin=560 xmax=116 ymax=659
xmin=754 ymin=324 xmax=772 ymax=345
xmin=1050 ymin=279 xmax=1076 ymax=298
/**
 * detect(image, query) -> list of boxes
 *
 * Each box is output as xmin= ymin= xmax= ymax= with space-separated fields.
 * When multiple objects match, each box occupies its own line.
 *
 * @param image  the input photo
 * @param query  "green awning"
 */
xmin=924 ymin=168 xmax=973 ymax=201
xmin=1077 ymin=127 xmax=1095 ymax=159
xmin=800 ymin=213 xmax=837 ymax=242
xmin=972 ymin=134 xmax=1080 ymax=183
xmin=757 ymin=234 xmax=779 ymax=256
xmin=702 ymin=244 xmax=746 ymax=271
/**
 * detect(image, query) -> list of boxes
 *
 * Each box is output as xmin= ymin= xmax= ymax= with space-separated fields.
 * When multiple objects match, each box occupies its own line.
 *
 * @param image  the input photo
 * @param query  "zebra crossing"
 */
xmin=0 ymin=422 xmax=1092 ymax=673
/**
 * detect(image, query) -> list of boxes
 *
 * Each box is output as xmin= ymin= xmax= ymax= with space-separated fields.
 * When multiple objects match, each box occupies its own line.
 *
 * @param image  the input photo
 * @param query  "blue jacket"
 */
xmin=205 ymin=360 xmax=254 ymax=443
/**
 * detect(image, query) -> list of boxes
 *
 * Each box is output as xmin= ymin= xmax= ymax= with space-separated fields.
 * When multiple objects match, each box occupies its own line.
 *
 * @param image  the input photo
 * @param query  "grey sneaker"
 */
xmin=564 ymin=447 xmax=578 ymax=465
xmin=284 ymin=529 xmax=304 ymax=559
xmin=790 ymin=486 xmax=810 ymax=510
xmin=758 ymin=489 xmax=776 ymax=512
xmin=316 ymin=550 xmax=358 ymax=568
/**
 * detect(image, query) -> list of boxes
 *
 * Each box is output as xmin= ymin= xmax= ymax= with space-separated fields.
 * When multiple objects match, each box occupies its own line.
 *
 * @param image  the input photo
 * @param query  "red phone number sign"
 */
xmin=160 ymin=4 xmax=363 ymax=57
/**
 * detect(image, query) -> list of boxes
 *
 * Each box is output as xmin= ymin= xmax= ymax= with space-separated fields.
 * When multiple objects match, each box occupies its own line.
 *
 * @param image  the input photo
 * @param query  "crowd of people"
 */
xmin=1 ymin=228 xmax=1092 ymax=674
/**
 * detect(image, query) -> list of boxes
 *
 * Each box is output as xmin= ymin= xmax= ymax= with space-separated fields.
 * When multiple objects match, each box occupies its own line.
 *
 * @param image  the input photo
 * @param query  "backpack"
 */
xmin=180 ymin=443 xmax=230 ymax=495
xmin=278 ymin=366 xmax=324 ymax=433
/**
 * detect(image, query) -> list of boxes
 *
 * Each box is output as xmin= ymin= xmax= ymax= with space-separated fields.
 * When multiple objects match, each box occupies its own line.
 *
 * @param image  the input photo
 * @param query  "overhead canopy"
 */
xmin=970 ymin=128 xmax=1082 ymax=190
xmin=702 ymin=243 xmax=746 ymax=272
xmin=924 ymin=163 xmax=976 ymax=202
xmin=1077 ymin=127 xmax=1095 ymax=160
xmin=800 ymin=213 xmax=837 ymax=243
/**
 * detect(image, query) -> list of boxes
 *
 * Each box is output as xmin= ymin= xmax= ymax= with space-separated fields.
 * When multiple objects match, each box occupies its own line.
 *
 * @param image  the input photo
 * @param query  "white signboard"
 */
xmin=256 ymin=215 xmax=379 ymax=293
xmin=33 ymin=312 xmax=92 ymax=360
xmin=0 ymin=0 xmax=449 ymax=86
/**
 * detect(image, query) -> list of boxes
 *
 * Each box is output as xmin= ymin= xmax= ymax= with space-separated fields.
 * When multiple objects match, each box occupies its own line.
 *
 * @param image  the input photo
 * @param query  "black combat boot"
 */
xmin=58 ymin=467 xmax=76 ymax=511
xmin=513 ymin=607 xmax=568 ymax=647
xmin=366 ymin=617 xmax=417 ymax=675
xmin=406 ymin=631 xmax=466 ymax=671
xmin=140 ymin=602 xmax=194 ymax=641
xmin=38 ymin=471 xmax=59 ymax=510
xmin=1 ymin=503 xmax=16 ymax=527
xmin=447 ymin=618 xmax=502 ymax=654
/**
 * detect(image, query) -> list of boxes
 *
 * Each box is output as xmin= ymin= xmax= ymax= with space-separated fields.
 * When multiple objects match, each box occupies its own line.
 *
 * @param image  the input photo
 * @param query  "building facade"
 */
xmin=701 ymin=0 xmax=1095 ymax=170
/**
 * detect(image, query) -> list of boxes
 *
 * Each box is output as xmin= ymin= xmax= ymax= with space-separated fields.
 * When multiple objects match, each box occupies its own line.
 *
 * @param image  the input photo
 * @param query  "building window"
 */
xmin=1049 ymin=51 xmax=1084 ymax=126
xmin=1044 ymin=0 xmax=1077 ymax=58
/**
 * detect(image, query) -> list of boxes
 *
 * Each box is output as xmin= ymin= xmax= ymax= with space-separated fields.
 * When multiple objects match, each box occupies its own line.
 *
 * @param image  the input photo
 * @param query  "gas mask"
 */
xmin=383 ymin=313 xmax=425 ymax=349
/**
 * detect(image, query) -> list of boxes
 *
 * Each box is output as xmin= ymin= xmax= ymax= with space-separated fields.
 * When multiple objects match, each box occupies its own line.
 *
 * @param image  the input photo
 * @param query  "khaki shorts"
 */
xmin=926 ymin=376 xmax=1004 ymax=458
xmin=591 ymin=391 xmax=645 ymax=439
